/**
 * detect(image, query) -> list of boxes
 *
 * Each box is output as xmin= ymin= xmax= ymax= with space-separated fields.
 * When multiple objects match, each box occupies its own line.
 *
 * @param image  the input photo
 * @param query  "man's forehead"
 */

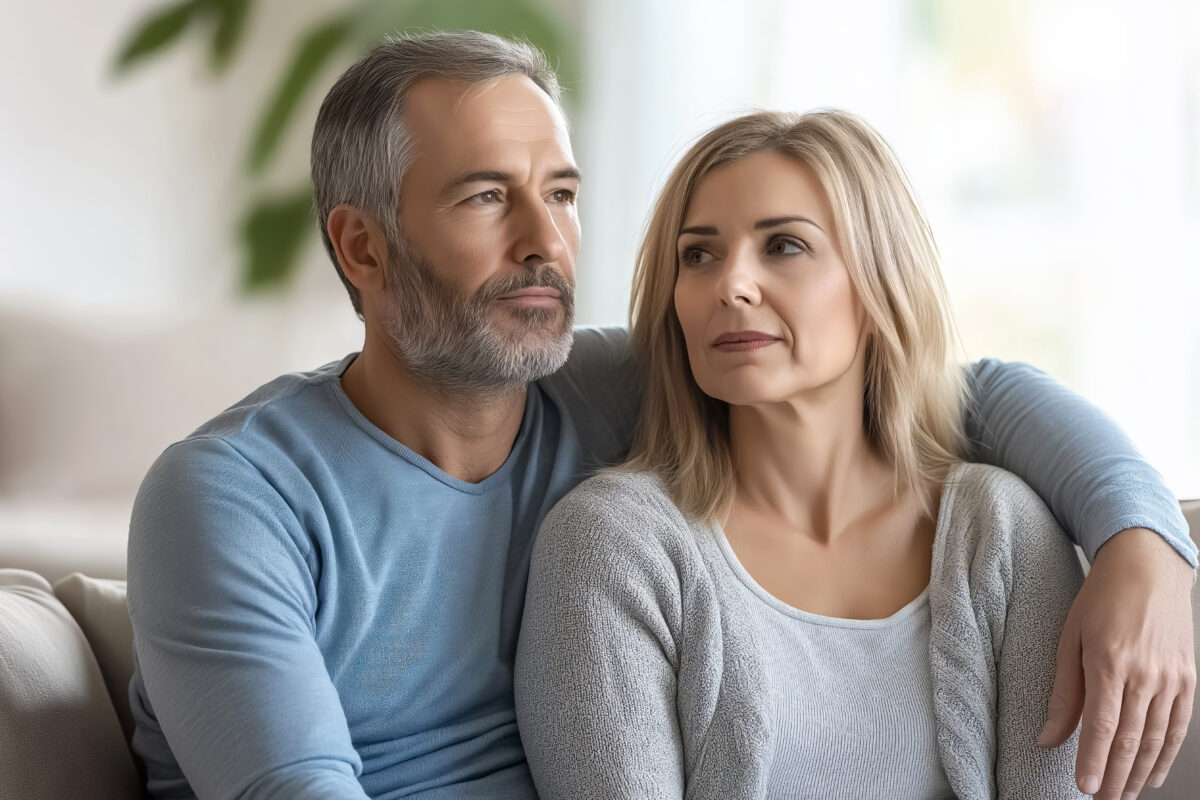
xmin=405 ymin=74 xmax=573 ymax=156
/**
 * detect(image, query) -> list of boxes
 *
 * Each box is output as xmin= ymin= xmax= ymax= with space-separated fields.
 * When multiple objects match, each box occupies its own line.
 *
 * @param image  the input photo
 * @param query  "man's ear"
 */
xmin=327 ymin=204 xmax=389 ymax=295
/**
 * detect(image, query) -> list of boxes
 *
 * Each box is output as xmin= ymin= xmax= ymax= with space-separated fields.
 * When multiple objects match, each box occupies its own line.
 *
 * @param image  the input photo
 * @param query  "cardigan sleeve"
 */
xmin=982 ymin=468 xmax=1089 ymax=799
xmin=514 ymin=475 xmax=687 ymax=800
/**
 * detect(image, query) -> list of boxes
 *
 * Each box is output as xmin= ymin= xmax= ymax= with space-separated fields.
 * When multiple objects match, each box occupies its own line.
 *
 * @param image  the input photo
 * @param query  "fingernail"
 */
xmin=1081 ymin=775 xmax=1100 ymax=794
xmin=1150 ymin=773 xmax=1166 ymax=788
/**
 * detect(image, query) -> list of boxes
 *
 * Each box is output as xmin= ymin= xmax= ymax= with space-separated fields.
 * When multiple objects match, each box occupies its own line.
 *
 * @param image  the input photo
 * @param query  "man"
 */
xmin=128 ymin=31 xmax=1195 ymax=800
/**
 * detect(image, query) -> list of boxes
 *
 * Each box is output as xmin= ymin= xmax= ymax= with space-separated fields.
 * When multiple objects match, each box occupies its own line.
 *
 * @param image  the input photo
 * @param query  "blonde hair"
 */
xmin=624 ymin=109 xmax=968 ymax=521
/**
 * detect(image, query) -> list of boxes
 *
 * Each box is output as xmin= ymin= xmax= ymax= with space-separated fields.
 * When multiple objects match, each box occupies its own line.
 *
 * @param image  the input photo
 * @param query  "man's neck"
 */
xmin=340 ymin=333 xmax=528 ymax=484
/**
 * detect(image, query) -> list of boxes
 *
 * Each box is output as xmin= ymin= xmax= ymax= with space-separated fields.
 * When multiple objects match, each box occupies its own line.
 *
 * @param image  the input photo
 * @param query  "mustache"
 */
xmin=474 ymin=264 xmax=575 ymax=304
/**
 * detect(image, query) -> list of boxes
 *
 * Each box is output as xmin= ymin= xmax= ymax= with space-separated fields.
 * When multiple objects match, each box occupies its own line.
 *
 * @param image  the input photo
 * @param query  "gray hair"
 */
xmin=311 ymin=30 xmax=564 ymax=316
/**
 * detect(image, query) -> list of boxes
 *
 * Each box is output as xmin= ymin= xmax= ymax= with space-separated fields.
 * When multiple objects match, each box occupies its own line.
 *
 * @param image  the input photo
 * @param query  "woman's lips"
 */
xmin=711 ymin=331 xmax=780 ymax=352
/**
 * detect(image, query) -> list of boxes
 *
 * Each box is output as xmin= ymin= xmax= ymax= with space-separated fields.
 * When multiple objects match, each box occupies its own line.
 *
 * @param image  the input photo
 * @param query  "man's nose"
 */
xmin=512 ymin=195 xmax=568 ymax=268
xmin=716 ymin=247 xmax=761 ymax=306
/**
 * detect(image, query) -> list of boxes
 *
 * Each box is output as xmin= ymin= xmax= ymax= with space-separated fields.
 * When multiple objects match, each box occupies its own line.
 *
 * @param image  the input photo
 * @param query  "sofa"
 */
xmin=2 ymin=503 xmax=1198 ymax=800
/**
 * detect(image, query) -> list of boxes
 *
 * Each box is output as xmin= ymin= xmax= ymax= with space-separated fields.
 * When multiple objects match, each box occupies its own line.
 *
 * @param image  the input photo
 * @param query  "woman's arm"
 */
xmin=989 ymin=475 xmax=1088 ymax=799
xmin=515 ymin=480 xmax=687 ymax=800
xmin=963 ymin=359 xmax=1196 ymax=799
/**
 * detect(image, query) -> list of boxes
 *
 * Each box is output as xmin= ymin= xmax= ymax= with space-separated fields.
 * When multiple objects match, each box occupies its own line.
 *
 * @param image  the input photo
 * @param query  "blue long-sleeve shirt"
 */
xmin=126 ymin=327 xmax=1195 ymax=799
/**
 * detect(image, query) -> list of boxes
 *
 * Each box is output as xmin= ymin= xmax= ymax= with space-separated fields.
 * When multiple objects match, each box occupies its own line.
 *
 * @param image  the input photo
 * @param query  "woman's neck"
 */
xmin=727 ymin=378 xmax=900 ymax=545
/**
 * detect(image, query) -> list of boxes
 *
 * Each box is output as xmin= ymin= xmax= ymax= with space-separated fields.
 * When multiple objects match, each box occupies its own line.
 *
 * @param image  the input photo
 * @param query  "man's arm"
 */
xmin=127 ymin=438 xmax=369 ymax=800
xmin=962 ymin=358 xmax=1194 ymax=565
xmin=962 ymin=358 xmax=1196 ymax=799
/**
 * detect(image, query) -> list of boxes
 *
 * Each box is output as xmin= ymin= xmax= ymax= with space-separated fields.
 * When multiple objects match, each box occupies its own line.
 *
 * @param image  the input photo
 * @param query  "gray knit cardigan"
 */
xmin=514 ymin=463 xmax=1086 ymax=799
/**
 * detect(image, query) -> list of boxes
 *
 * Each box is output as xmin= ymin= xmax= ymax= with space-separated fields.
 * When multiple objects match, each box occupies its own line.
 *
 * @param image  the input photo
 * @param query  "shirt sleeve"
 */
xmin=514 ymin=481 xmax=686 ymax=800
xmin=127 ymin=437 xmax=370 ymax=800
xmin=546 ymin=326 xmax=642 ymax=468
xmin=961 ymin=358 xmax=1196 ymax=567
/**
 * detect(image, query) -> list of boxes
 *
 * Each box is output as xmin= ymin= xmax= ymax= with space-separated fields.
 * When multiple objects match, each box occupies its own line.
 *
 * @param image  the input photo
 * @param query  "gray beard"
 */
xmin=380 ymin=235 xmax=575 ymax=395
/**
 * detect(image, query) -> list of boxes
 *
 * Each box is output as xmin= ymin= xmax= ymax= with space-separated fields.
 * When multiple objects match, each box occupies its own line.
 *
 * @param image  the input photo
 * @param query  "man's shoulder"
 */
xmin=186 ymin=355 xmax=354 ymax=443
xmin=535 ymin=326 xmax=640 ymax=464
xmin=538 ymin=326 xmax=634 ymax=393
xmin=137 ymin=355 xmax=357 ymax=501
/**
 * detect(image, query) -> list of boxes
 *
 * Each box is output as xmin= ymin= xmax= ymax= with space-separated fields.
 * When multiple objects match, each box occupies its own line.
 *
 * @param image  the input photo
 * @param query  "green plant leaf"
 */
xmin=247 ymin=15 xmax=353 ymax=174
xmin=114 ymin=0 xmax=201 ymax=73
xmin=240 ymin=187 xmax=314 ymax=291
xmin=208 ymin=0 xmax=252 ymax=73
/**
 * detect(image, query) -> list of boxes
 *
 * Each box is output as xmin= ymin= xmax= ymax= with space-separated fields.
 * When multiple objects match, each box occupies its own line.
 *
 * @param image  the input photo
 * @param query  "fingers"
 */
xmin=1148 ymin=682 xmax=1195 ymax=789
xmin=1040 ymin=619 xmax=1085 ymax=748
xmin=1116 ymin=691 xmax=1172 ymax=798
xmin=1074 ymin=663 xmax=1124 ymax=797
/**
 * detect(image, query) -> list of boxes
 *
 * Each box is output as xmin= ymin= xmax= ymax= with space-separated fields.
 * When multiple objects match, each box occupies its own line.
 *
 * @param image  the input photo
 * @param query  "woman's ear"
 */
xmin=327 ymin=204 xmax=389 ymax=295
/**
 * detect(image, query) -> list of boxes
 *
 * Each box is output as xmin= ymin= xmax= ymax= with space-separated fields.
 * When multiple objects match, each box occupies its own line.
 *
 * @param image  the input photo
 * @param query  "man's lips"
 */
xmin=496 ymin=287 xmax=563 ymax=307
xmin=711 ymin=330 xmax=781 ymax=352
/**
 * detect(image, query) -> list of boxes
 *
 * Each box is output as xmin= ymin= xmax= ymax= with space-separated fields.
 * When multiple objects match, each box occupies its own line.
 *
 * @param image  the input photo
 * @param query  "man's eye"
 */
xmin=473 ymin=190 xmax=502 ymax=204
xmin=549 ymin=189 xmax=576 ymax=204
xmin=678 ymin=247 xmax=713 ymax=267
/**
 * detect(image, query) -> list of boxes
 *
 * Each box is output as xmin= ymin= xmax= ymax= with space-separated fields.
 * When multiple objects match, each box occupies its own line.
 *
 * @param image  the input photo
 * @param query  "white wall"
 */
xmin=1 ymin=0 xmax=1197 ymax=525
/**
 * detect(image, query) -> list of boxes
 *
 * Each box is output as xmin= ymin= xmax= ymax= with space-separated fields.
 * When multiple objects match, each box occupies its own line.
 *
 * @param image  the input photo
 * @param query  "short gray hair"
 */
xmin=311 ymin=30 xmax=563 ymax=315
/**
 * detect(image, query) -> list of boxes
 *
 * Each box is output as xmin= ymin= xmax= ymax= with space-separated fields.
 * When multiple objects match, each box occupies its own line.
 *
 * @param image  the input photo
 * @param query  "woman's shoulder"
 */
xmin=539 ymin=470 xmax=697 ymax=556
xmin=941 ymin=463 xmax=1058 ymax=534
xmin=937 ymin=462 xmax=1078 ymax=574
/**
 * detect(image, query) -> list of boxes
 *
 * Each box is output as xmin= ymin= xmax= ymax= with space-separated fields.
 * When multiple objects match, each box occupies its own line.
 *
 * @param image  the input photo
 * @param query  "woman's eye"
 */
xmin=767 ymin=237 xmax=807 ymax=256
xmin=549 ymin=189 xmax=576 ymax=204
xmin=679 ymin=247 xmax=713 ymax=267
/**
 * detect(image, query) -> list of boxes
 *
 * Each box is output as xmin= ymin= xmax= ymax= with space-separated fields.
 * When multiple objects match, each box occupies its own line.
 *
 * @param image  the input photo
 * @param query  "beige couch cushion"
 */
xmin=1155 ymin=500 xmax=1199 ymax=798
xmin=0 ymin=569 xmax=140 ymax=799
xmin=54 ymin=572 xmax=136 ymax=746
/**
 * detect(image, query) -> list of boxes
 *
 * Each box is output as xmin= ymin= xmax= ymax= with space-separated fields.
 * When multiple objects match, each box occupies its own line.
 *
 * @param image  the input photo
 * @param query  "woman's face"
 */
xmin=673 ymin=150 xmax=869 ymax=407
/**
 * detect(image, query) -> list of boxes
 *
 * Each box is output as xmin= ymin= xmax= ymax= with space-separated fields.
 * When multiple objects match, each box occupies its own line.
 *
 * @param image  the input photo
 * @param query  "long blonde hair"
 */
xmin=624 ymin=109 xmax=968 ymax=521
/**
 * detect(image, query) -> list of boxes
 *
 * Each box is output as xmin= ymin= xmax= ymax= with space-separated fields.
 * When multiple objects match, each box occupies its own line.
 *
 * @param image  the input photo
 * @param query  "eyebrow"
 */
xmin=677 ymin=215 xmax=824 ymax=238
xmin=439 ymin=167 xmax=582 ymax=197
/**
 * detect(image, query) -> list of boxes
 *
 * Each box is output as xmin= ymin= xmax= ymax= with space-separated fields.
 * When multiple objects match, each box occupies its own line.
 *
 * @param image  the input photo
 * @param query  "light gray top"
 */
xmin=515 ymin=463 xmax=1088 ymax=800
xmin=712 ymin=516 xmax=952 ymax=799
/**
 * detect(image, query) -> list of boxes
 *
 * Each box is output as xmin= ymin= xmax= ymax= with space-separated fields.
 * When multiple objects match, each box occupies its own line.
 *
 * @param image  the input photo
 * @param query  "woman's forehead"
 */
xmin=683 ymin=151 xmax=833 ymax=231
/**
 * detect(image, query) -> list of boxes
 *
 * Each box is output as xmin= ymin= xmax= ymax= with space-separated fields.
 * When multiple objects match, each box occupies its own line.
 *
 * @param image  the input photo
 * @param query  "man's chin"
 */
xmin=487 ymin=303 xmax=571 ymax=340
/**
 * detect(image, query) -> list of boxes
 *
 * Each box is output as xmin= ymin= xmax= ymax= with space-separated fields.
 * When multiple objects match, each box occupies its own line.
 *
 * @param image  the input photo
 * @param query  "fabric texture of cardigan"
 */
xmin=515 ymin=463 xmax=1087 ymax=800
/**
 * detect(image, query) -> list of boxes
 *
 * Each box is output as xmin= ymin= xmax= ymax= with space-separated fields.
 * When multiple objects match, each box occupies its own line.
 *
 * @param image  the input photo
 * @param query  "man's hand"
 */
xmin=1038 ymin=527 xmax=1196 ymax=799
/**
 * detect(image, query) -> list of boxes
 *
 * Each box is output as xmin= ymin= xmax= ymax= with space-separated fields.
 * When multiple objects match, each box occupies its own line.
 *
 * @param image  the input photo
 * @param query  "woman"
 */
xmin=514 ymin=110 xmax=1086 ymax=799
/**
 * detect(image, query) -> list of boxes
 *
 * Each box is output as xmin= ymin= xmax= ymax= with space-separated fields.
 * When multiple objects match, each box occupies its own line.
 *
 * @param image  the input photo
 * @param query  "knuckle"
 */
xmin=1088 ymin=712 xmax=1121 ymax=738
xmin=1085 ymin=652 xmax=1127 ymax=682
xmin=1138 ymin=734 xmax=1165 ymax=753
xmin=1112 ymin=734 xmax=1142 ymax=759
xmin=1166 ymin=728 xmax=1189 ymax=748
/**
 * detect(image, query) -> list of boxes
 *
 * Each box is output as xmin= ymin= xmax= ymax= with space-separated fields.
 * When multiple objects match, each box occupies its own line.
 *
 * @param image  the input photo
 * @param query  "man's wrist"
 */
xmin=1093 ymin=527 xmax=1195 ymax=588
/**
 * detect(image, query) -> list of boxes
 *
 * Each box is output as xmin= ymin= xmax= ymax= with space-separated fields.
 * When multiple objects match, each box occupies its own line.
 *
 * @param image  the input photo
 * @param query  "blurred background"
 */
xmin=1 ymin=0 xmax=1198 ymax=579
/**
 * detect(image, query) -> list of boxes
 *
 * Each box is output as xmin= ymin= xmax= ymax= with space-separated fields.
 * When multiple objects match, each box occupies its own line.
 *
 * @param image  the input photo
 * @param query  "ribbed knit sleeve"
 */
xmin=962 ymin=359 xmax=1195 ymax=568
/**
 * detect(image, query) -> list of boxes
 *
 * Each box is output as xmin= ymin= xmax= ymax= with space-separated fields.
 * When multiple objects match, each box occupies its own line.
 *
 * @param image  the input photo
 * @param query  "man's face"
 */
xmin=380 ymin=74 xmax=581 ymax=392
